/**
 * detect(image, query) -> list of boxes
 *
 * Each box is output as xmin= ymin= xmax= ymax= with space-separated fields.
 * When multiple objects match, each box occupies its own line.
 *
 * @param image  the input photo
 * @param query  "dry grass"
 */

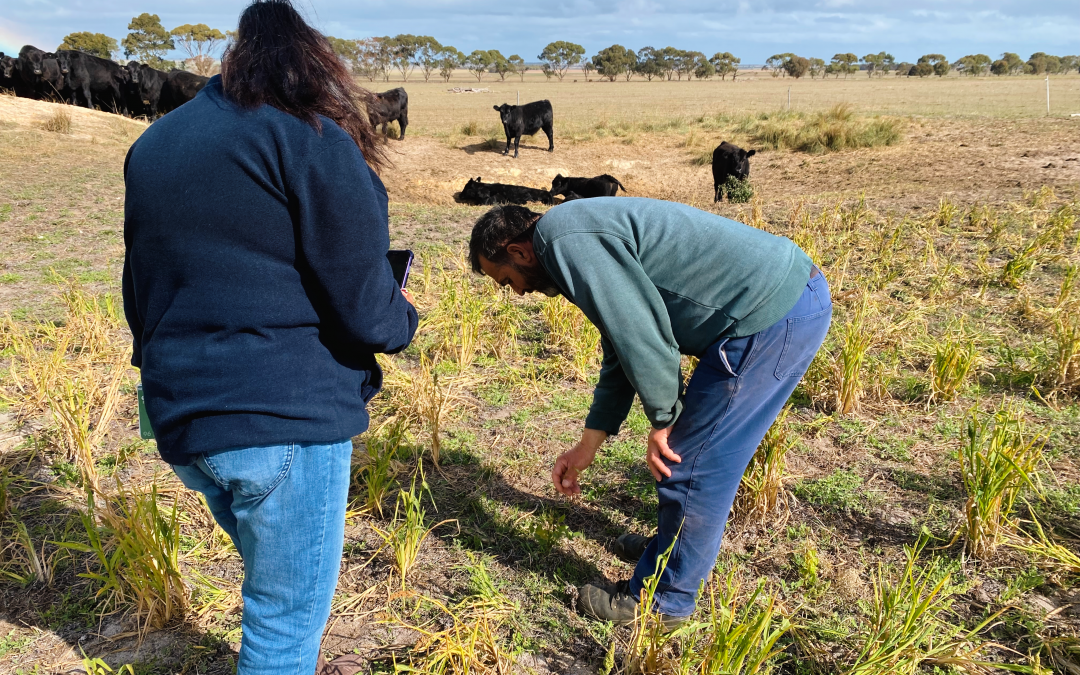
xmin=40 ymin=108 xmax=71 ymax=134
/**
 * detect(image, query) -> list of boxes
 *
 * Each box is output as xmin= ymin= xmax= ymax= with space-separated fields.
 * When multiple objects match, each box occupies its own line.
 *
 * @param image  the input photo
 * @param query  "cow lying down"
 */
xmin=458 ymin=177 xmax=553 ymax=206
xmin=550 ymin=174 xmax=626 ymax=200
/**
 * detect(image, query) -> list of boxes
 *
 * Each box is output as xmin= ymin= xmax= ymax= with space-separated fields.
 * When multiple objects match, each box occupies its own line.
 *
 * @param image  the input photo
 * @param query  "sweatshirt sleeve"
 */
xmin=292 ymin=139 xmax=418 ymax=354
xmin=544 ymin=233 xmax=684 ymax=431
xmin=584 ymin=336 xmax=637 ymax=435
xmin=121 ymin=145 xmax=143 ymax=369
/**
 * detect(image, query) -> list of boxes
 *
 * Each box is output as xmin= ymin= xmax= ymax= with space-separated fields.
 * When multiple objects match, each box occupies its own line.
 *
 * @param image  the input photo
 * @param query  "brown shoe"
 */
xmin=318 ymin=653 xmax=366 ymax=675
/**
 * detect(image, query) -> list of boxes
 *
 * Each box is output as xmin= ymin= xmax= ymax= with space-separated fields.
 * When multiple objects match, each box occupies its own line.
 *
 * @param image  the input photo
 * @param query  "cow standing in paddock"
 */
xmin=125 ymin=62 xmax=168 ymax=117
xmin=18 ymin=46 xmax=65 ymax=100
xmin=550 ymin=174 xmax=626 ymax=200
xmin=711 ymin=141 xmax=756 ymax=202
xmin=159 ymin=70 xmax=209 ymax=113
xmin=1 ymin=53 xmax=32 ymax=98
xmin=494 ymin=100 xmax=554 ymax=158
xmin=56 ymin=50 xmax=129 ymax=114
xmin=458 ymin=177 xmax=554 ymax=206
xmin=370 ymin=87 xmax=408 ymax=140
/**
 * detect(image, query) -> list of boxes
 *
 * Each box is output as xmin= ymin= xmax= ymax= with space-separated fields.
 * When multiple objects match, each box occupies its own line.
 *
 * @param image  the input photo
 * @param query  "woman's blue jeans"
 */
xmin=171 ymin=439 xmax=353 ymax=675
xmin=629 ymin=272 xmax=832 ymax=617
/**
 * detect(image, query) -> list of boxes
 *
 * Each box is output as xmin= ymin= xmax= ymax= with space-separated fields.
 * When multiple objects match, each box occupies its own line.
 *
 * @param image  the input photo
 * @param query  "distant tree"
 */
xmin=487 ymin=50 xmax=514 ymax=81
xmin=917 ymin=54 xmax=950 ymax=77
xmin=438 ymin=46 xmax=464 ymax=82
xmin=581 ymin=57 xmax=594 ymax=81
xmin=328 ymin=36 xmax=360 ymax=72
xmin=861 ymin=52 xmax=894 ymax=77
xmin=635 ymin=46 xmax=663 ymax=81
xmin=593 ymin=44 xmax=634 ymax=82
xmin=508 ymin=55 xmax=528 ymax=81
xmin=58 ymin=32 xmax=118 ymax=59
xmin=382 ymin=34 xmax=424 ymax=81
xmin=1026 ymin=52 xmax=1063 ymax=75
xmin=170 ymin=24 xmax=226 ymax=75
xmin=895 ymin=62 xmax=914 ymax=77
xmin=672 ymin=50 xmax=696 ymax=80
xmin=412 ymin=36 xmax=443 ymax=82
xmin=1061 ymin=55 xmax=1080 ymax=73
xmin=783 ymin=55 xmax=810 ymax=79
xmin=911 ymin=61 xmax=934 ymax=77
xmin=764 ymin=53 xmax=794 ymax=77
xmin=994 ymin=52 xmax=1024 ymax=75
xmin=538 ymin=41 xmax=585 ymax=81
xmin=808 ymin=57 xmax=826 ymax=79
xmin=830 ymin=53 xmax=859 ymax=77
xmin=692 ymin=52 xmax=715 ymax=80
xmin=623 ymin=50 xmax=638 ymax=81
xmin=122 ymin=13 xmax=174 ymax=68
xmin=953 ymin=54 xmax=991 ymax=76
xmin=465 ymin=50 xmax=497 ymax=81
xmin=657 ymin=47 xmax=682 ymax=80
xmin=709 ymin=52 xmax=740 ymax=80
xmin=541 ymin=63 xmax=555 ymax=79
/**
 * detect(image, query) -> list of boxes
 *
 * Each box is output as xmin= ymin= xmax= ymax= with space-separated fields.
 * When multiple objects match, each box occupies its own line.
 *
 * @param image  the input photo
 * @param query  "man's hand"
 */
xmin=401 ymin=288 xmax=415 ymax=305
xmin=552 ymin=428 xmax=608 ymax=497
xmin=646 ymin=426 xmax=681 ymax=481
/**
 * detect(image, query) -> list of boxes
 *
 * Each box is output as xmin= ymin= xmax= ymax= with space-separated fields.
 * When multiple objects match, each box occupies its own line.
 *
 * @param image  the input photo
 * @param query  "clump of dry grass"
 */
xmin=750 ymin=104 xmax=902 ymax=154
xmin=41 ymin=107 xmax=72 ymax=134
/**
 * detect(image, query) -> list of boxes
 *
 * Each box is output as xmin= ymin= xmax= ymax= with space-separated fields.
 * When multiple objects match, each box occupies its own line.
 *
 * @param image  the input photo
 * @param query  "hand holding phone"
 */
xmin=387 ymin=250 xmax=414 ymax=289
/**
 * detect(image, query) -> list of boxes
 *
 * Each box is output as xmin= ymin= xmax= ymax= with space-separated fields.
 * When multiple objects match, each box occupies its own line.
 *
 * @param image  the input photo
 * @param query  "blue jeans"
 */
xmin=171 ymin=440 xmax=353 ymax=675
xmin=629 ymin=272 xmax=832 ymax=616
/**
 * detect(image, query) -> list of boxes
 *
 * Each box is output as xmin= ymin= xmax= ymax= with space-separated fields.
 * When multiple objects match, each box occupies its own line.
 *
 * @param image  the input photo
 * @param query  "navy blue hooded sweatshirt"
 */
xmin=122 ymin=76 xmax=418 ymax=465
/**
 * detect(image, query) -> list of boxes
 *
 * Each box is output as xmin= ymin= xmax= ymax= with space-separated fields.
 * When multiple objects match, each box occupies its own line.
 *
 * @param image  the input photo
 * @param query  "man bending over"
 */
xmin=469 ymin=197 xmax=832 ymax=627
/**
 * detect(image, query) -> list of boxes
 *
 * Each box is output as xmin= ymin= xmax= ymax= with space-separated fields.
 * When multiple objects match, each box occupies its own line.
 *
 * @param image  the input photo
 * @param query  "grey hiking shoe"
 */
xmin=577 ymin=580 xmax=687 ymax=631
xmin=610 ymin=533 xmax=655 ymax=564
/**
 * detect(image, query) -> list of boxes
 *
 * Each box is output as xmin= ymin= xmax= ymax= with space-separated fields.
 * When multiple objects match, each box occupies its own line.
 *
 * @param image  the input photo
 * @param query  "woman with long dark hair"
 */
xmin=122 ymin=2 xmax=417 ymax=672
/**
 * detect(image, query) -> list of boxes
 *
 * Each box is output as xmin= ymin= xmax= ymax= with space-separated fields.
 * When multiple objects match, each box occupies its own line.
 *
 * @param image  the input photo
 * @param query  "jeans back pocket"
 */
xmin=774 ymin=307 xmax=833 ymax=379
xmin=200 ymin=443 xmax=295 ymax=499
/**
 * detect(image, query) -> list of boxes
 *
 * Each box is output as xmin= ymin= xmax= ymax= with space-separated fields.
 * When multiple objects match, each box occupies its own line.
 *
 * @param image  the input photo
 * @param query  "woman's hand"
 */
xmin=646 ymin=426 xmax=681 ymax=481
xmin=552 ymin=428 xmax=608 ymax=497
xmin=401 ymin=288 xmax=414 ymax=305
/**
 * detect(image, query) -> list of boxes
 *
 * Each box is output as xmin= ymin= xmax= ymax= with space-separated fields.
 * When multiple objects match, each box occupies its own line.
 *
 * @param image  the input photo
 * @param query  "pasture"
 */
xmin=0 ymin=73 xmax=1079 ymax=674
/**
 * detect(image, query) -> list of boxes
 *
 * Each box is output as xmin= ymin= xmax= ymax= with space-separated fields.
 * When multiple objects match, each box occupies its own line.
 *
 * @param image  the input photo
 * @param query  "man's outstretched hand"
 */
xmin=552 ymin=428 xmax=608 ymax=497
xmin=646 ymin=426 xmax=681 ymax=481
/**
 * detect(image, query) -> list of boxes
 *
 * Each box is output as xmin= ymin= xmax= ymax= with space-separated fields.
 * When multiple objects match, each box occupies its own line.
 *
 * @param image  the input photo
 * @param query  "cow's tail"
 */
xmin=614 ymin=179 xmax=627 ymax=193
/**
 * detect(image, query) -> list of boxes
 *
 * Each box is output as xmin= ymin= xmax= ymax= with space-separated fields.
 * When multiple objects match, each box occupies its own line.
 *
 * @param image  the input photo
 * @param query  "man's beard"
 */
xmin=512 ymin=261 xmax=561 ymax=297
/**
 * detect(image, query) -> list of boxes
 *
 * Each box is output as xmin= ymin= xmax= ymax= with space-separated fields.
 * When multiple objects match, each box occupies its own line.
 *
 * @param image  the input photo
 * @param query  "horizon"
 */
xmin=1 ymin=1 xmax=1077 ymax=67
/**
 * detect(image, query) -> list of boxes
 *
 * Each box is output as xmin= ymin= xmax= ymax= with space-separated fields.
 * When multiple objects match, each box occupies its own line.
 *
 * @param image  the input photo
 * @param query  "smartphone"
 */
xmin=387 ymin=249 xmax=414 ymax=289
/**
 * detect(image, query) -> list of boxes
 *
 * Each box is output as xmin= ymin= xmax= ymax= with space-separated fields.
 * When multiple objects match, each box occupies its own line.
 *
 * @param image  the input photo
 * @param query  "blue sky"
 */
xmin=2 ymin=1 xmax=1077 ymax=65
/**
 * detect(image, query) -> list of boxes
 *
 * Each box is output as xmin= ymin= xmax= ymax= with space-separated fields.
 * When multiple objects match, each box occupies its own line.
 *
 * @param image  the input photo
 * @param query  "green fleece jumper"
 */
xmin=532 ymin=197 xmax=812 ymax=435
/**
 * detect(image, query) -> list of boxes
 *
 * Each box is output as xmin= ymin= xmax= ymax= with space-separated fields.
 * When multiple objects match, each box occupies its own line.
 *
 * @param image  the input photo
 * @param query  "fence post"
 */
xmin=787 ymin=87 xmax=791 ymax=111
xmin=1046 ymin=75 xmax=1050 ymax=116
xmin=517 ymin=91 xmax=520 ymax=105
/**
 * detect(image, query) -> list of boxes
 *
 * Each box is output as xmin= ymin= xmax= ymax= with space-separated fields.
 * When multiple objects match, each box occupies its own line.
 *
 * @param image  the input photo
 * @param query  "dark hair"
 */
xmin=221 ymin=0 xmax=386 ymax=172
xmin=469 ymin=206 xmax=542 ymax=273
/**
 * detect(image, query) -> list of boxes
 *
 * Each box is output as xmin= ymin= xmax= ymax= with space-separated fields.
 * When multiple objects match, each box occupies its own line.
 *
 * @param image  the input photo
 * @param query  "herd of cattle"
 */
xmin=0 ymin=51 xmax=756 ymax=205
xmin=1 ymin=45 xmax=209 ymax=117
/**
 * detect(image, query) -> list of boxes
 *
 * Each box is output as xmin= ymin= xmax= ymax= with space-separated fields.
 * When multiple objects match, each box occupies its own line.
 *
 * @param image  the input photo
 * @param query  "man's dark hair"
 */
xmin=469 ymin=205 xmax=542 ymax=273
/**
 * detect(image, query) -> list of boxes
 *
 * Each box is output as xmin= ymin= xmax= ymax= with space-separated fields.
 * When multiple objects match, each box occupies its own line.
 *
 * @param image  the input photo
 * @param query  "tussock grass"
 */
xmin=733 ymin=406 xmax=796 ymax=524
xmin=41 ymin=108 xmax=71 ymax=134
xmin=747 ymin=105 xmax=903 ymax=154
xmin=958 ymin=404 xmax=1045 ymax=559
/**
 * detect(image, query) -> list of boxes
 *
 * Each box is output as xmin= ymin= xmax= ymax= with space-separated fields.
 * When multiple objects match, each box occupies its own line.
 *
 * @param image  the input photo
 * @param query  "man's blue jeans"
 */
xmin=629 ymin=272 xmax=832 ymax=617
xmin=171 ymin=440 xmax=353 ymax=675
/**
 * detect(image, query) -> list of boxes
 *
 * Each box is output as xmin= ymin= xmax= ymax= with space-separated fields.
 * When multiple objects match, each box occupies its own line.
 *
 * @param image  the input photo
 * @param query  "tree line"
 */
xmin=55 ymin=13 xmax=230 ymax=75
xmin=45 ymin=22 xmax=1080 ymax=83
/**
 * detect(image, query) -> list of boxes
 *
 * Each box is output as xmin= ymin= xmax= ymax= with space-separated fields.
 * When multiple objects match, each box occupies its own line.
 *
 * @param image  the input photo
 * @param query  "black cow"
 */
xmin=457 ymin=177 xmax=553 ymax=206
xmin=159 ymin=70 xmax=209 ymax=113
xmin=550 ymin=174 xmax=626 ymax=200
xmin=1 ymin=53 xmax=33 ymax=98
xmin=711 ymin=141 xmax=756 ymax=202
xmin=18 ymin=46 xmax=65 ymax=100
xmin=493 ymin=100 xmax=554 ymax=158
xmin=370 ymin=87 xmax=408 ymax=140
xmin=56 ymin=50 xmax=129 ymax=114
xmin=124 ymin=61 xmax=168 ymax=117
